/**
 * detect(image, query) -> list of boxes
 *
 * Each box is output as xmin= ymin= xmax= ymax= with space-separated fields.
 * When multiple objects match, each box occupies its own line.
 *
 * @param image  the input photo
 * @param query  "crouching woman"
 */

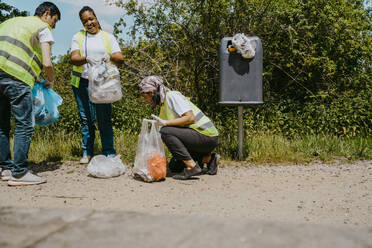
xmin=139 ymin=76 xmax=219 ymax=180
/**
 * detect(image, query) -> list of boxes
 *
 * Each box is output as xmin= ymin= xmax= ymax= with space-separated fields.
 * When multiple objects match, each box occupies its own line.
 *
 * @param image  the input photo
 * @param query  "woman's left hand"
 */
xmin=102 ymin=53 xmax=110 ymax=62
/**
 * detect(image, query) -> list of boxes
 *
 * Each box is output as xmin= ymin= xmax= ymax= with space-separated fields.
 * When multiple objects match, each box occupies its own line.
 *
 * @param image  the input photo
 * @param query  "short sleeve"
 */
xmin=70 ymin=33 xmax=80 ymax=53
xmin=38 ymin=27 xmax=54 ymax=44
xmin=108 ymin=33 xmax=121 ymax=53
xmin=166 ymin=92 xmax=192 ymax=117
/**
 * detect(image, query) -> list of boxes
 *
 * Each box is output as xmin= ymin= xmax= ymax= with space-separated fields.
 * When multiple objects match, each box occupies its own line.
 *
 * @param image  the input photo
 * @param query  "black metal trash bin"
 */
xmin=219 ymin=36 xmax=263 ymax=105
xmin=219 ymin=36 xmax=263 ymax=160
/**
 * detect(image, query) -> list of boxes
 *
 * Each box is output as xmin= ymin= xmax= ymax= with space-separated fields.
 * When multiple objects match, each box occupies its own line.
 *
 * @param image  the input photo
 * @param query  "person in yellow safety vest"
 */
xmin=70 ymin=6 xmax=124 ymax=164
xmin=139 ymin=76 xmax=220 ymax=180
xmin=0 ymin=2 xmax=60 ymax=186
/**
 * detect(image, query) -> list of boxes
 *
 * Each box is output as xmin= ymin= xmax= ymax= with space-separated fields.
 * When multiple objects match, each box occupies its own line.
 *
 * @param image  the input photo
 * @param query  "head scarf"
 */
xmin=139 ymin=76 xmax=170 ymax=104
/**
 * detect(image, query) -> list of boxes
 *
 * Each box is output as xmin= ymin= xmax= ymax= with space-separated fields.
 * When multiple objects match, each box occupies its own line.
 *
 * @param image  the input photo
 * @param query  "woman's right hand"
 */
xmin=70 ymin=50 xmax=87 ymax=66
xmin=151 ymin=114 xmax=168 ymax=126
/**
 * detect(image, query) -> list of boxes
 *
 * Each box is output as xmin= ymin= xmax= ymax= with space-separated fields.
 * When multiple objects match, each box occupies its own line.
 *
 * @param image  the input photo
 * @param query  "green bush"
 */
xmin=48 ymin=0 xmax=371 ymax=160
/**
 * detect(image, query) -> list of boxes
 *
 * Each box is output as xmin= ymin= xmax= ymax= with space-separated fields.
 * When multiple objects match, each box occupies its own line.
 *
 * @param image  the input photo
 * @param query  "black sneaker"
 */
xmin=206 ymin=153 xmax=220 ymax=175
xmin=166 ymin=158 xmax=185 ymax=177
xmin=172 ymin=163 xmax=202 ymax=180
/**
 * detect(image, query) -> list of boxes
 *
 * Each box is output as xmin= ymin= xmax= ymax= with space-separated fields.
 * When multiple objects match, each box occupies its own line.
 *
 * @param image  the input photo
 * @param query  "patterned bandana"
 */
xmin=139 ymin=75 xmax=170 ymax=104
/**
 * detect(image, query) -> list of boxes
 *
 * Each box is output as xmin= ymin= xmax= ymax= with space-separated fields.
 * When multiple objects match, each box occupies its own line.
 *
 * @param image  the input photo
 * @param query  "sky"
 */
xmin=3 ymin=0 xmax=133 ymax=57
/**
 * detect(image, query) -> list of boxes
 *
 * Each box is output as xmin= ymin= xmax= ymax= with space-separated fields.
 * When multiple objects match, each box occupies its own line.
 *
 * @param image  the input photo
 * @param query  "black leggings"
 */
xmin=159 ymin=126 xmax=218 ymax=163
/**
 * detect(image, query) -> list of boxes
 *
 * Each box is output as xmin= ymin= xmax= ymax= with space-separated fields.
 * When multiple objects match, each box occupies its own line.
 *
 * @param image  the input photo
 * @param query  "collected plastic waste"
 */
xmin=32 ymin=80 xmax=63 ymax=126
xmin=134 ymin=119 xmax=166 ymax=182
xmin=87 ymin=155 xmax=126 ymax=178
xmin=231 ymin=33 xmax=257 ymax=59
xmin=88 ymin=61 xmax=122 ymax=103
xmin=147 ymin=153 xmax=167 ymax=180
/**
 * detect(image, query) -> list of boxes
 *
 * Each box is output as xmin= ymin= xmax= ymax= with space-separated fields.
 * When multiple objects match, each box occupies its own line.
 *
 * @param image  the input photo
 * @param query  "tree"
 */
xmin=108 ymin=0 xmax=371 ymax=136
xmin=113 ymin=0 xmax=370 ymax=101
xmin=0 ymin=1 xmax=27 ymax=23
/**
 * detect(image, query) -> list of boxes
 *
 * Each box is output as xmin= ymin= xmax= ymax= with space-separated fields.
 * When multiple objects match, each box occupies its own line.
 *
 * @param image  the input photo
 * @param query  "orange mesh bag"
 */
xmin=133 ymin=119 xmax=166 ymax=182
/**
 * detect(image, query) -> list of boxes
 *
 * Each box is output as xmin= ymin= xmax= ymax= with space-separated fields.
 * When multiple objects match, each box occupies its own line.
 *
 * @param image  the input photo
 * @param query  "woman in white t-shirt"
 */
xmin=70 ymin=6 xmax=123 ymax=164
xmin=139 ymin=76 xmax=219 ymax=180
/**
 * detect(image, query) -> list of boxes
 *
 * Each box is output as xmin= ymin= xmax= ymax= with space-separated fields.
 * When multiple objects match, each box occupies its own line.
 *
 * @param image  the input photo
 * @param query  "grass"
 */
xmin=217 ymin=132 xmax=371 ymax=164
xmin=9 ymin=129 xmax=372 ymax=165
xmin=25 ymin=128 xmax=139 ymax=164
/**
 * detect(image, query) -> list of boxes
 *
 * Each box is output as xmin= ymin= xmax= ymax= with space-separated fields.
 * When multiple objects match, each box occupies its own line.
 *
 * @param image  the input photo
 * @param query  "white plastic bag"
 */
xmin=133 ymin=119 xmax=166 ymax=182
xmin=232 ymin=33 xmax=257 ymax=59
xmin=32 ymin=81 xmax=63 ymax=126
xmin=88 ymin=61 xmax=122 ymax=104
xmin=87 ymin=155 xmax=126 ymax=178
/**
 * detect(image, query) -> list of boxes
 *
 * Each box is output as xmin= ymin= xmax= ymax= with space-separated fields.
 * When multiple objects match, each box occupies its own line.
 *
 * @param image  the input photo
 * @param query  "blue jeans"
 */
xmin=0 ymin=71 xmax=33 ymax=177
xmin=72 ymin=78 xmax=115 ymax=156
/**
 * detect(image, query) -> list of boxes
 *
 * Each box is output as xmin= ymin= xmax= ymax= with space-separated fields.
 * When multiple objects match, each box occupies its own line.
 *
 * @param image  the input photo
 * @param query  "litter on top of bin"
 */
xmin=231 ymin=33 xmax=257 ymax=59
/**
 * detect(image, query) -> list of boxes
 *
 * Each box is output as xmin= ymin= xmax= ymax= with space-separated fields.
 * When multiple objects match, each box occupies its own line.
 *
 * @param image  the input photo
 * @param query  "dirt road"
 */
xmin=1 ymin=160 xmax=371 ymax=228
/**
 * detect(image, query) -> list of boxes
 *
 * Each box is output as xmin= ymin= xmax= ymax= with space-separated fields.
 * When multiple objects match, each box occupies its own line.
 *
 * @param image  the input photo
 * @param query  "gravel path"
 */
xmin=0 ymin=160 xmax=371 ymax=228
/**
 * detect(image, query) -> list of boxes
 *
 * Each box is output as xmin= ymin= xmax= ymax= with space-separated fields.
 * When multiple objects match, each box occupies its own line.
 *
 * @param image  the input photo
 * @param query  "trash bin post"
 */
xmin=219 ymin=36 xmax=263 ymax=161
xmin=238 ymin=106 xmax=244 ymax=160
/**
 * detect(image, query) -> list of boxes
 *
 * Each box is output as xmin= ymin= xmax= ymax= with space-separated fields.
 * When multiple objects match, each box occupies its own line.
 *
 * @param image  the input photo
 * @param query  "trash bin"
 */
xmin=219 ymin=36 xmax=263 ymax=105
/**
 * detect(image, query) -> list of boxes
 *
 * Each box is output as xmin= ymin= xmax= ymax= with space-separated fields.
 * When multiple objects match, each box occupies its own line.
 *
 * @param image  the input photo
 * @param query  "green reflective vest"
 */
xmin=71 ymin=30 xmax=112 ymax=88
xmin=0 ymin=16 xmax=51 ymax=88
xmin=159 ymin=91 xmax=219 ymax=137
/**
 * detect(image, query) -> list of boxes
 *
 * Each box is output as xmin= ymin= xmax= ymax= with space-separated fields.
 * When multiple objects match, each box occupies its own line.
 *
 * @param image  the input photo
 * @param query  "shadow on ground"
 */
xmin=29 ymin=161 xmax=61 ymax=173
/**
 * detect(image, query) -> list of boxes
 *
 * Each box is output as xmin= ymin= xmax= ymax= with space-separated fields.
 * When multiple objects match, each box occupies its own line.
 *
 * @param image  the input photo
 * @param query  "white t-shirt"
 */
xmin=30 ymin=27 xmax=54 ymax=48
xmin=165 ymin=91 xmax=192 ymax=117
xmin=70 ymin=31 xmax=121 ymax=79
xmin=39 ymin=27 xmax=54 ymax=44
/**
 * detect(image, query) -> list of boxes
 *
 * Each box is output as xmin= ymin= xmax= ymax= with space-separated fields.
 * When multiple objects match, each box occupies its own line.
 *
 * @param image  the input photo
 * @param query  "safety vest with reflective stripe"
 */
xmin=159 ymin=91 xmax=219 ymax=137
xmin=70 ymin=30 xmax=112 ymax=88
xmin=0 ymin=16 xmax=50 ymax=88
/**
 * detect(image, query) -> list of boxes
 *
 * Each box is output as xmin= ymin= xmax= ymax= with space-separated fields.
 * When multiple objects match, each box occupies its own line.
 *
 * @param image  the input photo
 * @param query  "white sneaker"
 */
xmin=80 ymin=155 xmax=91 ymax=164
xmin=1 ymin=170 xmax=12 ymax=181
xmin=8 ymin=171 xmax=46 ymax=186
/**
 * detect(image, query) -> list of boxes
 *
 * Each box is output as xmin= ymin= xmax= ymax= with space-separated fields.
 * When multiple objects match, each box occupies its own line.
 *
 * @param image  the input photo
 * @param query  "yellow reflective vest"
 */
xmin=0 ymin=16 xmax=51 ymax=88
xmin=159 ymin=91 xmax=219 ymax=137
xmin=70 ymin=30 xmax=112 ymax=88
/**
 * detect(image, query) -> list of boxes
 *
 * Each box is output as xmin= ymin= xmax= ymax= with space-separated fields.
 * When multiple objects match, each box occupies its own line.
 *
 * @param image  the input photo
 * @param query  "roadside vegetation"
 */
xmin=5 ymin=0 xmax=372 ymax=165
xmin=20 ymin=129 xmax=371 ymax=164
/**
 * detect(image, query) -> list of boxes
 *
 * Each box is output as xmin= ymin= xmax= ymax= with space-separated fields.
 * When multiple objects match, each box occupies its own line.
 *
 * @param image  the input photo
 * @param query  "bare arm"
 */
xmin=71 ymin=50 xmax=123 ymax=66
xmin=165 ymin=110 xmax=195 ymax=126
xmin=110 ymin=51 xmax=124 ymax=65
xmin=70 ymin=49 xmax=87 ymax=66
xmin=41 ymin=42 xmax=54 ymax=88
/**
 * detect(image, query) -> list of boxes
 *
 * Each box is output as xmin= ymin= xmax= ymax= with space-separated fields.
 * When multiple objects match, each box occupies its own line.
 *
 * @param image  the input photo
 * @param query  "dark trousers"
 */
xmin=72 ymin=78 xmax=115 ymax=156
xmin=159 ymin=126 xmax=218 ymax=164
xmin=0 ymin=71 xmax=32 ymax=177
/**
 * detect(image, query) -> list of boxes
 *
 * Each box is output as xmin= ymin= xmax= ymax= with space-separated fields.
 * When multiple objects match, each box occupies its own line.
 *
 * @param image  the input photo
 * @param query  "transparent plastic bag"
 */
xmin=88 ymin=61 xmax=122 ymax=104
xmin=87 ymin=155 xmax=126 ymax=178
xmin=32 ymin=81 xmax=63 ymax=126
xmin=133 ymin=119 xmax=166 ymax=182
xmin=231 ymin=33 xmax=257 ymax=59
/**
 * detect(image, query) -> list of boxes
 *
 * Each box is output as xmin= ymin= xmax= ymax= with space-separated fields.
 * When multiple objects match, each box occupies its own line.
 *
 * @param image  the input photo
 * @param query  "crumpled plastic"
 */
xmin=88 ymin=61 xmax=122 ymax=104
xmin=32 ymin=80 xmax=63 ymax=126
xmin=147 ymin=153 xmax=167 ymax=180
xmin=133 ymin=119 xmax=166 ymax=182
xmin=231 ymin=33 xmax=257 ymax=59
xmin=87 ymin=155 xmax=126 ymax=178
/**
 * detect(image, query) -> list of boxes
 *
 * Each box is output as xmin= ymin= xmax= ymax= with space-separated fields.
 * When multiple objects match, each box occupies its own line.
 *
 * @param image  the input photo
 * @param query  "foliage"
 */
xmin=49 ymin=0 xmax=371 ymax=160
xmin=0 ymin=1 xmax=27 ymax=23
xmin=111 ymin=0 xmax=371 ymax=136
